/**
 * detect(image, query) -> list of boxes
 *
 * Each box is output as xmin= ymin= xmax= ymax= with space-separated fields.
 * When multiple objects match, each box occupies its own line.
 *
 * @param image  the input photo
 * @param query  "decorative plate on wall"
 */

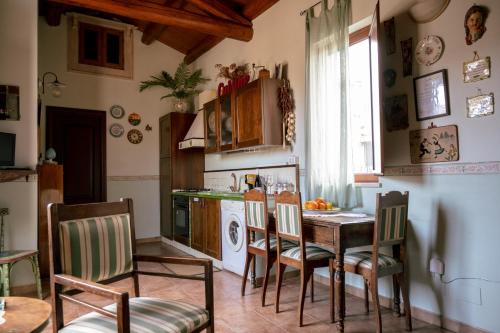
xmin=109 ymin=123 xmax=124 ymax=137
xmin=415 ymin=35 xmax=443 ymax=66
xmin=127 ymin=129 xmax=143 ymax=144
xmin=110 ymin=105 xmax=125 ymax=119
xmin=128 ymin=112 xmax=141 ymax=126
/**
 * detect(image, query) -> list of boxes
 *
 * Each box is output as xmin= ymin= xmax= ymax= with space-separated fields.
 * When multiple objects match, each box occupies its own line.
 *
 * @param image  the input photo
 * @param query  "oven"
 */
xmin=173 ymin=195 xmax=190 ymax=246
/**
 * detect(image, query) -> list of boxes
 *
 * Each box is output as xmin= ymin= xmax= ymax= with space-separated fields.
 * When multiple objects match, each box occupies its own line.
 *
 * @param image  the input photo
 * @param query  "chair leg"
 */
xmin=30 ymin=255 xmax=43 ymax=299
xmin=298 ymin=269 xmax=309 ymax=327
xmin=329 ymin=259 xmax=335 ymax=323
xmin=275 ymin=262 xmax=286 ymax=313
xmin=310 ymin=269 xmax=314 ymax=303
xmin=241 ymin=252 xmax=253 ymax=297
xmin=398 ymin=272 xmax=412 ymax=331
xmin=368 ymin=278 xmax=382 ymax=333
xmin=261 ymin=257 xmax=273 ymax=307
xmin=364 ymin=279 xmax=369 ymax=314
xmin=392 ymin=274 xmax=401 ymax=317
xmin=1 ymin=263 xmax=10 ymax=297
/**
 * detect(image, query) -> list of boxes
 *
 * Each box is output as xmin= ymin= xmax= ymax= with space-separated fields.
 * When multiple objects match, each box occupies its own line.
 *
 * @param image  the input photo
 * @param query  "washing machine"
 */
xmin=221 ymin=200 xmax=246 ymax=276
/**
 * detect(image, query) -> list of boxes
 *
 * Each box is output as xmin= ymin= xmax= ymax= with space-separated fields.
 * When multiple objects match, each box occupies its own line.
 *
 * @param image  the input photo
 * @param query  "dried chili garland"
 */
xmin=278 ymin=79 xmax=295 ymax=146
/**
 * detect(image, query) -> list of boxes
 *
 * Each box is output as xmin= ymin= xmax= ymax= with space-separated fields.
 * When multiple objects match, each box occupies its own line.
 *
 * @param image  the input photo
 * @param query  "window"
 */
xmin=68 ymin=13 xmax=133 ymax=79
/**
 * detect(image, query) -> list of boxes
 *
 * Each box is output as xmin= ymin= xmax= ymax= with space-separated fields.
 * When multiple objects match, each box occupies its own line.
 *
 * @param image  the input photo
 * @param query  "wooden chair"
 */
xmin=48 ymin=198 xmax=214 ymax=333
xmin=241 ymin=189 xmax=296 ymax=306
xmin=274 ymin=191 xmax=335 ymax=326
xmin=0 ymin=207 xmax=42 ymax=299
xmin=343 ymin=191 xmax=412 ymax=333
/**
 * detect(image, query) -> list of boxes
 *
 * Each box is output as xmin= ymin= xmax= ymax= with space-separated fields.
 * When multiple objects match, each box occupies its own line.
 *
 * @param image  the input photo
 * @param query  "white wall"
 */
xmin=38 ymin=16 xmax=185 ymax=239
xmin=194 ymin=0 xmax=500 ymax=331
xmin=0 ymin=0 xmax=39 ymax=286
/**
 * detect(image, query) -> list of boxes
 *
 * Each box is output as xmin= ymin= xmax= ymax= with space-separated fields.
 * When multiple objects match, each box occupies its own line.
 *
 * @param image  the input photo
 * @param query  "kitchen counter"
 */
xmin=172 ymin=191 xmax=244 ymax=201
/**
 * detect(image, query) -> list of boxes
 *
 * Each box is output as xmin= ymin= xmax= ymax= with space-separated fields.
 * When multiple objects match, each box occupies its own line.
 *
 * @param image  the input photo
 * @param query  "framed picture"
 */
xmin=413 ymin=69 xmax=450 ymax=121
xmin=0 ymin=85 xmax=20 ymax=120
xmin=466 ymin=93 xmax=494 ymax=118
xmin=384 ymin=95 xmax=409 ymax=132
xmin=409 ymin=125 xmax=459 ymax=163
xmin=463 ymin=56 xmax=490 ymax=83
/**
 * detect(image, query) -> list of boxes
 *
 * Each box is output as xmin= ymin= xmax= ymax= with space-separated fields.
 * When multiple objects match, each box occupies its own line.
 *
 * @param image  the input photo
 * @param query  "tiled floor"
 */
xmin=35 ymin=242 xmax=449 ymax=332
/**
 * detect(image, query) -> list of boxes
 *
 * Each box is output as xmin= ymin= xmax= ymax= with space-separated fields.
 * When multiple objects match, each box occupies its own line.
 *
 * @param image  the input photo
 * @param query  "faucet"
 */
xmin=229 ymin=173 xmax=241 ymax=192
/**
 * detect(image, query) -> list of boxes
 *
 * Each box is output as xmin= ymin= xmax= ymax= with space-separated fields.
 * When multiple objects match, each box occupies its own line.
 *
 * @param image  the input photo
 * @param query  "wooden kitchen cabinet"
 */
xmin=204 ymin=99 xmax=218 ymax=153
xmin=190 ymin=197 xmax=221 ymax=260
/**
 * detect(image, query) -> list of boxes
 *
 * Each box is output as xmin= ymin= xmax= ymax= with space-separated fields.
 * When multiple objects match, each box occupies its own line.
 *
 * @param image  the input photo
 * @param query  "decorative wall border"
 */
xmin=384 ymin=161 xmax=500 ymax=176
xmin=108 ymin=175 xmax=159 ymax=181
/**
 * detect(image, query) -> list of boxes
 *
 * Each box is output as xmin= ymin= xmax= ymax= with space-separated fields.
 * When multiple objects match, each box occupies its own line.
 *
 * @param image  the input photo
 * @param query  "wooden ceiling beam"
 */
xmin=184 ymin=35 xmax=224 ymax=64
xmin=141 ymin=24 xmax=167 ymax=45
xmin=186 ymin=0 xmax=251 ymax=26
xmin=48 ymin=0 xmax=254 ymax=41
xmin=45 ymin=2 xmax=64 ymax=26
xmin=243 ymin=0 xmax=279 ymax=20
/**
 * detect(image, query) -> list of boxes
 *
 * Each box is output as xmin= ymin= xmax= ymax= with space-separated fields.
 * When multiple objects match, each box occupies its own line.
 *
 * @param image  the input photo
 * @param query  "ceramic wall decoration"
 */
xmin=145 ymin=124 xmax=152 ymax=131
xmin=410 ymin=125 xmax=458 ymax=163
xmin=109 ymin=123 xmax=124 ymax=137
xmin=463 ymin=54 xmax=490 ymax=83
xmin=0 ymin=85 xmax=20 ymax=120
xmin=401 ymin=38 xmax=413 ymax=77
xmin=415 ymin=35 xmax=443 ymax=66
xmin=128 ymin=112 xmax=141 ymax=126
xmin=467 ymin=92 xmax=494 ymax=118
xmin=110 ymin=104 xmax=125 ymax=119
xmin=127 ymin=129 xmax=143 ymax=144
xmin=384 ymin=95 xmax=409 ymax=132
xmin=384 ymin=17 xmax=396 ymax=55
xmin=464 ymin=5 xmax=489 ymax=45
xmin=383 ymin=69 xmax=397 ymax=87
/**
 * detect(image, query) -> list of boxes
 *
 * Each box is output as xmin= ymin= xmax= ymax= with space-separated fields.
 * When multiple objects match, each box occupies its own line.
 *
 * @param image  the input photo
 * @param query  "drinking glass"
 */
xmin=266 ymin=175 xmax=274 ymax=194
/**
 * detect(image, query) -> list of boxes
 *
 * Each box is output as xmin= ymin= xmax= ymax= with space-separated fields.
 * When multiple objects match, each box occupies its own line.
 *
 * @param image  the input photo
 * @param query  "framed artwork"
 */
xmin=466 ymin=93 xmax=494 ymax=118
xmin=413 ymin=69 xmax=450 ymax=121
xmin=384 ymin=95 xmax=409 ymax=132
xmin=401 ymin=38 xmax=413 ymax=77
xmin=0 ymin=85 xmax=20 ymax=120
xmin=384 ymin=17 xmax=396 ymax=55
xmin=409 ymin=125 xmax=459 ymax=163
xmin=464 ymin=5 xmax=489 ymax=45
xmin=463 ymin=56 xmax=490 ymax=83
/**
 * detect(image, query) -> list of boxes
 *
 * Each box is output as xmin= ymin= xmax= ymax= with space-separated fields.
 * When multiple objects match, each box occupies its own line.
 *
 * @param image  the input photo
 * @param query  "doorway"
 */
xmin=46 ymin=106 xmax=106 ymax=204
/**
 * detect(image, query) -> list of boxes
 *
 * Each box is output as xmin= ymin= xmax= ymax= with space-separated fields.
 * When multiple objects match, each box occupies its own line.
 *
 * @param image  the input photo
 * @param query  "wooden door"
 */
xmin=204 ymin=198 xmax=221 ymax=260
xmin=46 ymin=106 xmax=106 ymax=204
xmin=190 ymin=197 xmax=204 ymax=252
xmin=235 ymin=79 xmax=263 ymax=148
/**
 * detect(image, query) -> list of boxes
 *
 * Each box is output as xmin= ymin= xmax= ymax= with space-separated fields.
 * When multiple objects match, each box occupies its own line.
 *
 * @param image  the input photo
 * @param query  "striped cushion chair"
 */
xmin=343 ymin=191 xmax=412 ymax=333
xmin=241 ymin=189 xmax=296 ymax=307
xmin=48 ymin=198 xmax=214 ymax=333
xmin=273 ymin=191 xmax=335 ymax=327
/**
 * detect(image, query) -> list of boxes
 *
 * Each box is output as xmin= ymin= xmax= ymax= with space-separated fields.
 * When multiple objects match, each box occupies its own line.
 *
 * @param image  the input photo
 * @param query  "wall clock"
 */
xmin=109 ymin=123 xmax=124 ymax=137
xmin=127 ymin=129 xmax=143 ymax=144
xmin=415 ymin=35 xmax=443 ymax=66
xmin=110 ymin=105 xmax=125 ymax=119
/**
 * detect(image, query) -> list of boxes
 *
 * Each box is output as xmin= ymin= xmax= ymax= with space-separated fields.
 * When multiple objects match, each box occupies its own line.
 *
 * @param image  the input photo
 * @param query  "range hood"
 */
xmin=178 ymin=90 xmax=216 ymax=150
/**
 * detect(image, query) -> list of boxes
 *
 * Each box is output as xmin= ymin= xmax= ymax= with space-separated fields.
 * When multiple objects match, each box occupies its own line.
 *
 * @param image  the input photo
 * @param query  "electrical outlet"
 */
xmin=430 ymin=258 xmax=444 ymax=275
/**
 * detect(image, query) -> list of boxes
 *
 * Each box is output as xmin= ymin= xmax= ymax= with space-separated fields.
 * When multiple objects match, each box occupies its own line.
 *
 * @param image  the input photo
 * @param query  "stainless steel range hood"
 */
xmin=178 ymin=90 xmax=216 ymax=150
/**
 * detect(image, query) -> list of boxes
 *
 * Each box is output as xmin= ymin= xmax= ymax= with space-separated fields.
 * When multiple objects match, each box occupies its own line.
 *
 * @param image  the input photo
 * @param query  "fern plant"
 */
xmin=139 ymin=62 xmax=210 ymax=100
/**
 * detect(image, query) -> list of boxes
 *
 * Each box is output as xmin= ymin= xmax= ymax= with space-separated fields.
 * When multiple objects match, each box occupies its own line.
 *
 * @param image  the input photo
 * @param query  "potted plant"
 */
xmin=140 ymin=62 xmax=210 ymax=112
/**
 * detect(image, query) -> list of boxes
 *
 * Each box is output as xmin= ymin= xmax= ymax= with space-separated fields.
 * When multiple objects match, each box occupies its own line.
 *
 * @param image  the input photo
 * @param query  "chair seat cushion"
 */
xmin=281 ymin=246 xmax=333 ymax=261
xmin=249 ymin=237 xmax=297 ymax=251
xmin=59 ymin=297 xmax=209 ymax=333
xmin=344 ymin=251 xmax=400 ymax=269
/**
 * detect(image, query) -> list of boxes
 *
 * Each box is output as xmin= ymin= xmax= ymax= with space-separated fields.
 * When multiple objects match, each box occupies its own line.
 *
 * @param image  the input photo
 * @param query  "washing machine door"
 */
xmin=224 ymin=213 xmax=245 ymax=252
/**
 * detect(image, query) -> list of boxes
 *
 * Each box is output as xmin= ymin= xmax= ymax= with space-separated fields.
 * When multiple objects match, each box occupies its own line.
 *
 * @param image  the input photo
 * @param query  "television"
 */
xmin=0 ymin=132 xmax=15 ymax=166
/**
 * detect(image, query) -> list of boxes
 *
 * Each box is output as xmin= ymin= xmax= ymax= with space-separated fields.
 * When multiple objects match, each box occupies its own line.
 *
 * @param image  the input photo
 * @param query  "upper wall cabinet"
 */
xmin=204 ymin=77 xmax=283 ymax=153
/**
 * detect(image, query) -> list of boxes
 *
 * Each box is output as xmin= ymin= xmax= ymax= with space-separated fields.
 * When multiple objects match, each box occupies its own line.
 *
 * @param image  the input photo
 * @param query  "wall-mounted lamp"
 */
xmin=41 ymin=72 xmax=66 ymax=97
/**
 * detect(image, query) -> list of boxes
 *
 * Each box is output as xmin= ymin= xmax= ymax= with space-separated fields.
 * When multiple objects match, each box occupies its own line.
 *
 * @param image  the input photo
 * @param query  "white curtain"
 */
xmin=305 ymin=0 xmax=357 ymax=208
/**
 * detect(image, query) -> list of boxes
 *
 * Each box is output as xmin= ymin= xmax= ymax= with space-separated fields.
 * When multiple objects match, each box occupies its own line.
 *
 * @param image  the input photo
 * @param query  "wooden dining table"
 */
xmin=266 ymin=211 xmax=375 ymax=332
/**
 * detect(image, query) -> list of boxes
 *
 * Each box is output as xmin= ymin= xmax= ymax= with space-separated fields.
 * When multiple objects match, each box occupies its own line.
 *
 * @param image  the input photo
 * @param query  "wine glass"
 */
xmin=266 ymin=175 xmax=274 ymax=194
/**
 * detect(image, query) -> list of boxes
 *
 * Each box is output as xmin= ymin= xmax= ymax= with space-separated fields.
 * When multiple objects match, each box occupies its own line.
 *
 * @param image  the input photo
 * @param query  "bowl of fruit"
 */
xmin=303 ymin=197 xmax=340 ymax=214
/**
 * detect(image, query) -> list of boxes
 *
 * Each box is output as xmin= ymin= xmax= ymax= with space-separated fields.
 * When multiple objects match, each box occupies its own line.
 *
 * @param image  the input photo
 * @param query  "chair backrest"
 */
xmin=274 ymin=191 xmax=304 ymax=246
xmin=48 ymin=198 xmax=137 ymax=284
xmin=374 ymin=191 xmax=409 ymax=247
xmin=244 ymin=189 xmax=267 ymax=232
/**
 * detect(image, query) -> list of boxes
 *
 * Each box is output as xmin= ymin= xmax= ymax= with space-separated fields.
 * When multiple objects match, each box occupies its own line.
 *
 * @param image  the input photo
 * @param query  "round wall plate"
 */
xmin=110 ymin=105 xmax=125 ymax=119
xmin=415 ymin=35 xmax=443 ymax=66
xmin=128 ymin=112 xmax=141 ymax=126
xmin=109 ymin=123 xmax=124 ymax=137
xmin=127 ymin=129 xmax=143 ymax=144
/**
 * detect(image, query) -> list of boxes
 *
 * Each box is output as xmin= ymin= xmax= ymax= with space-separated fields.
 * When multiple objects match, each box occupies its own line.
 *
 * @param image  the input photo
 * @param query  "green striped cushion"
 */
xmin=281 ymin=246 xmax=333 ymax=261
xmin=379 ymin=205 xmax=407 ymax=244
xmin=59 ymin=214 xmax=133 ymax=282
xmin=59 ymin=297 xmax=209 ymax=333
xmin=249 ymin=236 xmax=297 ymax=251
xmin=344 ymin=251 xmax=399 ymax=269
xmin=276 ymin=203 xmax=300 ymax=236
xmin=245 ymin=201 xmax=266 ymax=229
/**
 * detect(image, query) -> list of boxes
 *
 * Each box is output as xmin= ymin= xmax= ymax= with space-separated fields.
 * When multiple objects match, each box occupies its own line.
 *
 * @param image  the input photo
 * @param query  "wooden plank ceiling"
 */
xmin=40 ymin=0 xmax=279 ymax=64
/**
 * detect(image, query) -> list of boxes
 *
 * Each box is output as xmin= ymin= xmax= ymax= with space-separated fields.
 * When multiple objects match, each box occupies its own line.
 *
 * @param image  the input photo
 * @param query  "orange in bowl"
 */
xmin=304 ymin=201 xmax=318 ymax=210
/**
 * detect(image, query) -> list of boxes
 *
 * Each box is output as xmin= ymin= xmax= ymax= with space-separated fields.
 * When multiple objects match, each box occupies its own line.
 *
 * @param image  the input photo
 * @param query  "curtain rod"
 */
xmin=300 ymin=1 xmax=322 ymax=16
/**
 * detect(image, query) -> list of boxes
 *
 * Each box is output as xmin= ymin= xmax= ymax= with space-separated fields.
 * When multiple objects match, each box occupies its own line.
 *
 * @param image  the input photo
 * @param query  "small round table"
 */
xmin=0 ymin=297 xmax=51 ymax=333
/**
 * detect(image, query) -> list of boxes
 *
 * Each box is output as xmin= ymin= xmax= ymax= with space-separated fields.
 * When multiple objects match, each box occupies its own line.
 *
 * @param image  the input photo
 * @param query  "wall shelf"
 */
xmin=0 ymin=169 xmax=36 ymax=183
